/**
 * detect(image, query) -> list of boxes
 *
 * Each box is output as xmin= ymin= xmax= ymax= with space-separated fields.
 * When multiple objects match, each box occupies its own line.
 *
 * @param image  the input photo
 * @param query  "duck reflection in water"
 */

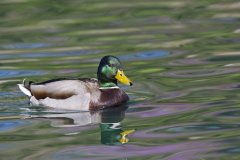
xmin=28 ymin=106 xmax=135 ymax=145
xmin=99 ymin=106 xmax=135 ymax=145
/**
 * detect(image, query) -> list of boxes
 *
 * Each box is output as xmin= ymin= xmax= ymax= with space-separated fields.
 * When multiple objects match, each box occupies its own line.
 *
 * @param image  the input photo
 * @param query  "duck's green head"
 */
xmin=97 ymin=55 xmax=132 ymax=88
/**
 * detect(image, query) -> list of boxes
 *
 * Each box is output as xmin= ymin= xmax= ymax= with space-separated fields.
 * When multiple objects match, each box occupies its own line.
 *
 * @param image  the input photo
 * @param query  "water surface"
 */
xmin=0 ymin=0 xmax=240 ymax=160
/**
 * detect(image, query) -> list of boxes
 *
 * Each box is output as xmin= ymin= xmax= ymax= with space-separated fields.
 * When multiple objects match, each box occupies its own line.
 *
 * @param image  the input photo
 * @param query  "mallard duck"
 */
xmin=18 ymin=55 xmax=133 ymax=111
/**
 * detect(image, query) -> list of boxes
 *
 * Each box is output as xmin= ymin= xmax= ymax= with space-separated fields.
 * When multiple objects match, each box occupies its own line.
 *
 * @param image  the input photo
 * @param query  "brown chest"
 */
xmin=90 ymin=89 xmax=129 ymax=110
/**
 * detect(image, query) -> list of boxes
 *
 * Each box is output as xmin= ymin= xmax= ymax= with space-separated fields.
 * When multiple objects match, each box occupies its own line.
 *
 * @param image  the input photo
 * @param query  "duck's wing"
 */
xmin=24 ymin=78 xmax=98 ymax=100
xmin=32 ymin=93 xmax=91 ymax=111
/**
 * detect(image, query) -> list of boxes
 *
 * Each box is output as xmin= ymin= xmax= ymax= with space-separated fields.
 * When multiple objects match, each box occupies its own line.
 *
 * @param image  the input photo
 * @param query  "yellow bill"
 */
xmin=119 ymin=129 xmax=135 ymax=144
xmin=120 ymin=129 xmax=135 ymax=136
xmin=119 ymin=136 xmax=129 ymax=144
xmin=115 ymin=70 xmax=133 ymax=86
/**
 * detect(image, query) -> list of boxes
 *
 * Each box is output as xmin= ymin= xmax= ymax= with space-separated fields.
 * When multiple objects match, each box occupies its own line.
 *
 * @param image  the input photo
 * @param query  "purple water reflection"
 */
xmin=128 ymin=103 xmax=197 ymax=118
xmin=133 ymin=122 xmax=239 ymax=139
xmin=168 ymin=58 xmax=208 ymax=66
xmin=53 ymin=141 xmax=221 ymax=160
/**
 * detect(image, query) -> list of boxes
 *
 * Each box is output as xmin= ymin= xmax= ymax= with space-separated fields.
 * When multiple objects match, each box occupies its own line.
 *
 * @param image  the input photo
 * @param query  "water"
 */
xmin=1 ymin=0 xmax=240 ymax=159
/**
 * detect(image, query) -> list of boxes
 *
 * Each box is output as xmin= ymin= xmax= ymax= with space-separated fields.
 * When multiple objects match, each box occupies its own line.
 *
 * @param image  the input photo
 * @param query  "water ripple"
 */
xmin=0 ymin=92 xmax=22 ymax=98
xmin=0 ymin=50 xmax=102 ymax=59
xmin=217 ymin=110 xmax=240 ymax=117
xmin=162 ymin=68 xmax=240 ymax=78
xmin=207 ymin=108 xmax=240 ymax=119
xmin=2 ymin=43 xmax=51 ymax=49
xmin=20 ymin=50 xmax=101 ymax=58
xmin=0 ymin=120 xmax=27 ymax=132
xmin=168 ymin=58 xmax=208 ymax=66
xmin=119 ymin=50 xmax=169 ymax=61
xmin=52 ymin=141 xmax=220 ymax=160
xmin=134 ymin=123 xmax=240 ymax=139
xmin=0 ymin=70 xmax=47 ymax=78
xmin=128 ymin=103 xmax=198 ymax=118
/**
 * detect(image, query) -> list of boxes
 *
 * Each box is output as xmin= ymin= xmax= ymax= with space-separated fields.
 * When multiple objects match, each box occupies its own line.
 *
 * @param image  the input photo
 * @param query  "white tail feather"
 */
xmin=18 ymin=84 xmax=32 ymax=97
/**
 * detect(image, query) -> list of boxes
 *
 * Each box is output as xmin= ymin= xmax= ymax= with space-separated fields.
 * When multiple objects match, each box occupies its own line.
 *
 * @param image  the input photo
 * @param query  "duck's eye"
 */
xmin=108 ymin=64 xmax=114 ymax=67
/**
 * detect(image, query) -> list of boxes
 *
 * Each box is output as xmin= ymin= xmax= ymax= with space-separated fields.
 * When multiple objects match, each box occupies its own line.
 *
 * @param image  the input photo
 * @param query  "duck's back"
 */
xmin=30 ymin=78 xmax=97 ymax=100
